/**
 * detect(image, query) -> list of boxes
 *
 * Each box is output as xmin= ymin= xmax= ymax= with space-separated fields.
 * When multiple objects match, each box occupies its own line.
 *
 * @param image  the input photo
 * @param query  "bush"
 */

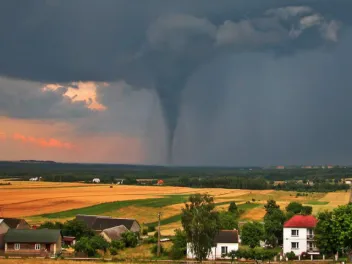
xmin=110 ymin=240 xmax=125 ymax=250
xmin=110 ymin=247 xmax=118 ymax=256
xmin=286 ymin=251 xmax=296 ymax=260
xmin=153 ymin=231 xmax=159 ymax=238
xmin=148 ymin=225 xmax=156 ymax=232
xmin=142 ymin=229 xmax=148 ymax=235
xmin=145 ymin=236 xmax=157 ymax=244
xmin=170 ymin=229 xmax=186 ymax=260
xmin=121 ymin=231 xmax=138 ymax=248
xmin=74 ymin=236 xmax=110 ymax=257
xmin=151 ymin=244 xmax=164 ymax=255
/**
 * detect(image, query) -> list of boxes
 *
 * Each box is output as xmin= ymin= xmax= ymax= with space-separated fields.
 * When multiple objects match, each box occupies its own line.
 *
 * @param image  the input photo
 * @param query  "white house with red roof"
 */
xmin=283 ymin=215 xmax=319 ymax=256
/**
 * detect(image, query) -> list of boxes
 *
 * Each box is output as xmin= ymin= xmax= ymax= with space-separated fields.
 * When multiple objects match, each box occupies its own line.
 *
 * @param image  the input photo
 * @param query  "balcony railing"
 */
xmin=307 ymin=234 xmax=314 ymax=239
xmin=307 ymin=247 xmax=319 ymax=252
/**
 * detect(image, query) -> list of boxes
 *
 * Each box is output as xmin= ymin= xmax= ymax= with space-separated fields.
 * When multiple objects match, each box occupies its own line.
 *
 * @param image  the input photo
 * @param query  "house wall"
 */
xmin=5 ymin=243 xmax=53 ymax=256
xmin=187 ymin=243 xmax=239 ymax=260
xmin=283 ymin=227 xmax=308 ymax=256
xmin=130 ymin=221 xmax=140 ymax=233
xmin=0 ymin=222 xmax=10 ymax=249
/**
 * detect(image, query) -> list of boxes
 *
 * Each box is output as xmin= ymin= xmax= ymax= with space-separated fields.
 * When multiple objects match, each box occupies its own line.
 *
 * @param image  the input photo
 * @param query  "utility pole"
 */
xmin=157 ymin=212 xmax=161 ymax=257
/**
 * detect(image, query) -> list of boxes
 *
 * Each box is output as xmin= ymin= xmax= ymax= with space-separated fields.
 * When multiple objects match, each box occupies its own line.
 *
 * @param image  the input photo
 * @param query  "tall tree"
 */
xmin=219 ymin=212 xmax=238 ymax=230
xmin=264 ymin=200 xmax=280 ymax=214
xmin=315 ymin=211 xmax=338 ymax=256
xmin=264 ymin=208 xmax=286 ymax=247
xmin=241 ymin=221 xmax=264 ymax=248
xmin=181 ymin=193 xmax=220 ymax=262
xmin=286 ymin=202 xmax=303 ymax=214
xmin=228 ymin=202 xmax=238 ymax=215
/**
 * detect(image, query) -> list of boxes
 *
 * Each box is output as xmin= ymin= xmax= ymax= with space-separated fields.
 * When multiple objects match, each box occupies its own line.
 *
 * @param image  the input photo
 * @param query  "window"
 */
xmin=14 ymin=243 xmax=20 ymax=250
xmin=35 ymin=244 xmax=41 ymax=250
xmin=291 ymin=229 xmax=299 ymax=237
xmin=221 ymin=246 xmax=228 ymax=255
xmin=291 ymin=242 xmax=299 ymax=249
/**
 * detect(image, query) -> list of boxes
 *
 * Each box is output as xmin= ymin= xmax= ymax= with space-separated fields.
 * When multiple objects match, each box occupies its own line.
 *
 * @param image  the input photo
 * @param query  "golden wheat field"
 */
xmin=0 ymin=180 xmax=350 ymax=236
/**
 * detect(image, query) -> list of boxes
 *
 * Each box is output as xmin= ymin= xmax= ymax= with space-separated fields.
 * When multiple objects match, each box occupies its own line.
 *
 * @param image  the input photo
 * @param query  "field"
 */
xmin=0 ymin=181 xmax=350 ymax=236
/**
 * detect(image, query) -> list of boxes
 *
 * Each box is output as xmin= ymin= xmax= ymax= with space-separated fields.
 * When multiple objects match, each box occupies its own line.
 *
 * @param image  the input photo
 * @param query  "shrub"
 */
xmin=121 ymin=231 xmax=138 ymax=248
xmin=110 ymin=240 xmax=125 ymax=250
xmin=145 ymin=236 xmax=157 ymax=244
xmin=110 ymin=247 xmax=118 ymax=256
xmin=148 ymin=225 xmax=156 ymax=232
xmin=151 ymin=244 xmax=164 ymax=255
xmin=142 ymin=229 xmax=148 ymax=235
xmin=286 ymin=251 xmax=296 ymax=260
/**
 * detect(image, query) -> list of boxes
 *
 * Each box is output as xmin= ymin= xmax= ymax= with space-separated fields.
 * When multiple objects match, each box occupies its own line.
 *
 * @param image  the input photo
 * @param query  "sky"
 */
xmin=1 ymin=0 xmax=352 ymax=166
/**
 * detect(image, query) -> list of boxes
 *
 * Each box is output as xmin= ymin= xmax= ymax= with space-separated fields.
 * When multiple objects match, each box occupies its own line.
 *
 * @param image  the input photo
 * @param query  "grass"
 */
xmin=305 ymin=200 xmax=329 ymax=205
xmin=40 ymin=195 xmax=188 ymax=219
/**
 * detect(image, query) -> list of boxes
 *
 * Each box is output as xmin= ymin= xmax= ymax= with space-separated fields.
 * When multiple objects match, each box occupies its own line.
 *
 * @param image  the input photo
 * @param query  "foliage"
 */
xmin=121 ymin=231 xmax=138 ymax=248
xmin=148 ymin=225 xmax=156 ymax=232
xmin=110 ymin=240 xmax=125 ymax=250
xmin=170 ymin=229 xmax=187 ymax=260
xmin=181 ymin=193 xmax=220 ymax=262
xmin=286 ymin=202 xmax=303 ymax=214
xmin=241 ymin=221 xmax=264 ymax=248
xmin=231 ymin=248 xmax=279 ymax=263
xmin=264 ymin=205 xmax=286 ymax=247
xmin=39 ymin=221 xmax=63 ymax=229
xmin=315 ymin=205 xmax=352 ymax=256
xmin=285 ymin=251 xmax=296 ymax=260
xmin=142 ymin=228 xmax=148 ymax=235
xmin=219 ymin=211 xmax=238 ymax=230
xmin=151 ymin=244 xmax=164 ymax=255
xmin=74 ymin=236 xmax=110 ymax=257
xmin=110 ymin=247 xmax=118 ymax=256
xmin=228 ymin=201 xmax=239 ymax=214
xmin=264 ymin=200 xmax=280 ymax=214
xmin=61 ymin=219 xmax=95 ymax=239
xmin=153 ymin=231 xmax=159 ymax=238
xmin=145 ymin=236 xmax=157 ymax=244
xmin=301 ymin=206 xmax=313 ymax=215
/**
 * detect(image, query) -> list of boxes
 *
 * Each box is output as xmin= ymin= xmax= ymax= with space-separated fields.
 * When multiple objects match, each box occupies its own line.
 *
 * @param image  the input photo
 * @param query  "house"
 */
xmin=0 ymin=219 xmax=10 ymax=249
xmin=187 ymin=230 xmax=239 ymax=260
xmin=4 ymin=229 xmax=62 ymax=257
xmin=62 ymin=236 xmax=76 ymax=247
xmin=136 ymin=179 xmax=157 ymax=185
xmin=283 ymin=215 xmax=319 ymax=257
xmin=92 ymin=178 xmax=100 ymax=183
xmin=29 ymin=177 xmax=42 ymax=181
xmin=115 ymin=179 xmax=125 ymax=185
xmin=100 ymin=225 xmax=128 ymax=242
xmin=0 ymin=218 xmax=31 ymax=230
xmin=156 ymin=179 xmax=164 ymax=186
xmin=75 ymin=215 xmax=140 ymax=233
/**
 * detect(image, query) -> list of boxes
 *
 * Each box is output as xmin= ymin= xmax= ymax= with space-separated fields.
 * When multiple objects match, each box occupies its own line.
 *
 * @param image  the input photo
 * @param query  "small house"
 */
xmin=0 ymin=218 xmax=31 ymax=230
xmin=156 ymin=180 xmax=164 ymax=186
xmin=100 ymin=225 xmax=128 ymax=242
xmin=4 ymin=229 xmax=62 ymax=257
xmin=62 ymin=236 xmax=76 ymax=247
xmin=92 ymin=178 xmax=100 ymax=183
xmin=187 ymin=230 xmax=239 ymax=260
xmin=115 ymin=179 xmax=125 ymax=185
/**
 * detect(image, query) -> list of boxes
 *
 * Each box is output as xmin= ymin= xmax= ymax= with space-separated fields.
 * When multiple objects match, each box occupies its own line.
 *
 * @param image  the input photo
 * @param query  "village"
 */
xmin=0 ymin=197 xmax=348 ymax=263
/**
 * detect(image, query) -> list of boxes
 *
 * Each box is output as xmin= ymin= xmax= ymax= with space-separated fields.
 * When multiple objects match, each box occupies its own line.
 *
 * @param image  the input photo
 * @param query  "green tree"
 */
xmin=315 ymin=211 xmax=337 ymax=255
xmin=181 ymin=193 xmax=220 ymax=262
xmin=110 ymin=240 xmax=125 ymax=250
xmin=264 ymin=200 xmax=280 ymax=214
xmin=228 ymin=202 xmax=238 ymax=215
xmin=62 ymin=219 xmax=95 ymax=239
xmin=286 ymin=202 xmax=303 ymax=214
xmin=301 ymin=206 xmax=313 ymax=215
xmin=121 ymin=231 xmax=138 ymax=248
xmin=170 ymin=229 xmax=187 ymax=260
xmin=74 ymin=236 xmax=110 ymax=257
xmin=264 ymin=208 xmax=285 ymax=247
xmin=219 ymin=212 xmax=238 ymax=230
xmin=241 ymin=221 xmax=264 ymax=248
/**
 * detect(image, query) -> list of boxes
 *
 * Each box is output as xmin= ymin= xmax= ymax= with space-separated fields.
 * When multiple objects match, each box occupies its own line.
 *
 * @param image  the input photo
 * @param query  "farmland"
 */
xmin=0 ymin=181 xmax=349 ymax=236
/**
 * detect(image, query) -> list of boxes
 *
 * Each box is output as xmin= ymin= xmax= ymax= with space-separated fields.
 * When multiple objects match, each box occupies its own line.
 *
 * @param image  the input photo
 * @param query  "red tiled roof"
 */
xmin=284 ymin=215 xmax=318 ymax=228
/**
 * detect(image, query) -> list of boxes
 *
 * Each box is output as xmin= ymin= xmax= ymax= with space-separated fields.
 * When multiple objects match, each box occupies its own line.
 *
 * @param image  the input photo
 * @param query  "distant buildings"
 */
xmin=92 ymin=178 xmax=100 ymax=183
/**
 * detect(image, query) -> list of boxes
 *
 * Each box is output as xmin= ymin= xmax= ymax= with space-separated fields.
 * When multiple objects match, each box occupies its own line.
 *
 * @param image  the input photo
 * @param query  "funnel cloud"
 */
xmin=0 ymin=1 xmax=352 ymax=165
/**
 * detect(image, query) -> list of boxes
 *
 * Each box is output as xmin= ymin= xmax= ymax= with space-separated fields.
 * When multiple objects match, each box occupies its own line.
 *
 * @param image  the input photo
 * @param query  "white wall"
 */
xmin=187 ymin=243 xmax=239 ymax=260
xmin=283 ymin=228 xmax=307 ymax=256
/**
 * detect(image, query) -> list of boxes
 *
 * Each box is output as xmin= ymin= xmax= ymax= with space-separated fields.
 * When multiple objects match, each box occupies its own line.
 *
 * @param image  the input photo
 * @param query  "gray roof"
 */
xmin=76 ymin=215 xmax=139 ymax=231
xmin=4 ymin=229 xmax=61 ymax=243
xmin=101 ymin=225 xmax=128 ymax=240
xmin=214 ymin=230 xmax=239 ymax=244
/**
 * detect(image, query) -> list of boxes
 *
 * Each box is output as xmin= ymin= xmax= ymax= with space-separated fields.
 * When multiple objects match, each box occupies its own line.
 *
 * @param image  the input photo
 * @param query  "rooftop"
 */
xmin=4 ymin=229 xmax=61 ymax=243
xmin=214 ymin=230 xmax=239 ymax=244
xmin=284 ymin=215 xmax=318 ymax=228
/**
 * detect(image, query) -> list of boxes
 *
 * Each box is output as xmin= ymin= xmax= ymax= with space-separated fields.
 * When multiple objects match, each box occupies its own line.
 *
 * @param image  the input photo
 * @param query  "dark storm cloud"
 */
xmin=0 ymin=0 xmax=351 ymax=165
